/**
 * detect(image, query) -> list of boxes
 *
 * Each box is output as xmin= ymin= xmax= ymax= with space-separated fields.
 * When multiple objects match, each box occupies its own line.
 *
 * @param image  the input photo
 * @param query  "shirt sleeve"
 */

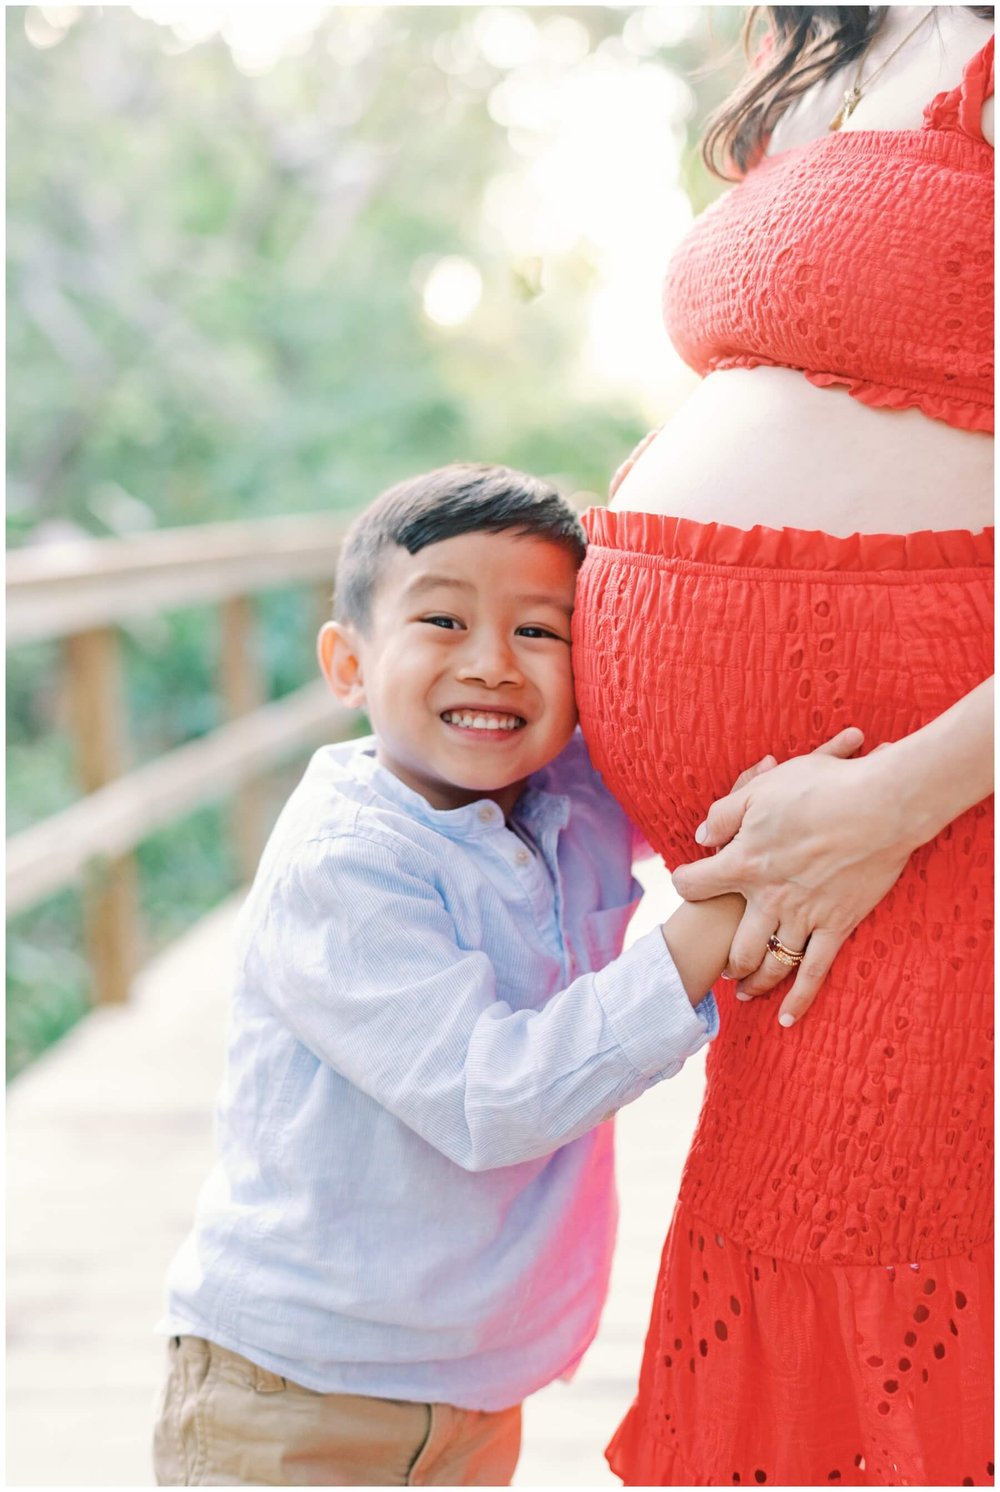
xmin=249 ymin=831 xmax=717 ymax=1173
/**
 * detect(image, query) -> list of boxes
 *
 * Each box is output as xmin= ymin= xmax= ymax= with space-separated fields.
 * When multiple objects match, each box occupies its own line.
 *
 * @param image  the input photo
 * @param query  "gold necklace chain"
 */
xmin=829 ymin=7 xmax=936 ymax=131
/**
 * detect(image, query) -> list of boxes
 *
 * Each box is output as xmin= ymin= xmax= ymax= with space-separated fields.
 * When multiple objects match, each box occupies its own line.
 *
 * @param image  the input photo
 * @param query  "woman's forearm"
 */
xmin=877 ymin=677 xmax=994 ymax=852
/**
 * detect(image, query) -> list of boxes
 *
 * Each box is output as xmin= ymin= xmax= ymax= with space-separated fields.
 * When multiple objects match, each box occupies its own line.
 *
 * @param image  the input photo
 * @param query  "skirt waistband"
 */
xmin=583 ymin=508 xmax=995 ymax=575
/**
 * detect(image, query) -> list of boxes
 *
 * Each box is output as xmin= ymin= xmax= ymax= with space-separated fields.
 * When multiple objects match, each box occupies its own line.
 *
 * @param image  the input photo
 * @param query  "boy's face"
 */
xmin=319 ymin=530 xmax=579 ymax=816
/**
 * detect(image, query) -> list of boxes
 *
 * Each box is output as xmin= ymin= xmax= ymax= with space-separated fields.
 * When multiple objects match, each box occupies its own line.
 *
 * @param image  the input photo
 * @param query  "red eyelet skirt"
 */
xmin=573 ymin=510 xmax=994 ymax=1488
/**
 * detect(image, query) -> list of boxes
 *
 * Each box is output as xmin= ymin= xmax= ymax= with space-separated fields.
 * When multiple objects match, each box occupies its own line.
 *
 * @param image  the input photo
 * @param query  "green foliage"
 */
xmin=7 ymin=642 xmax=79 ymax=831
xmin=6 ymin=5 xmax=746 ymax=1076
xmin=135 ymin=802 xmax=237 ymax=945
xmin=6 ymin=889 xmax=89 ymax=1080
xmin=257 ymin=587 xmax=323 ymax=700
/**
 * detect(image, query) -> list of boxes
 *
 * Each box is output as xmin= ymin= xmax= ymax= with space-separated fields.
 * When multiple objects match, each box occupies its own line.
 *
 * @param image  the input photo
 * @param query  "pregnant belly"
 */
xmin=571 ymin=507 xmax=992 ymax=865
xmin=610 ymin=367 xmax=993 ymax=537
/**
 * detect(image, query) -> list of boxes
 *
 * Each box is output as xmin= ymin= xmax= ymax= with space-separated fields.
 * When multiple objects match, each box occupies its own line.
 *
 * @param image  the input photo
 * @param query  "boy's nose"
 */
xmin=455 ymin=635 xmax=523 ymax=688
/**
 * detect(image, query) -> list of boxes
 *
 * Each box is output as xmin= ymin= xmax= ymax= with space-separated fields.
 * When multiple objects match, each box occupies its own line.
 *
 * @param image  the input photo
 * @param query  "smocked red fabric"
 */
xmin=573 ymin=511 xmax=994 ymax=1486
xmin=664 ymin=38 xmax=995 ymax=434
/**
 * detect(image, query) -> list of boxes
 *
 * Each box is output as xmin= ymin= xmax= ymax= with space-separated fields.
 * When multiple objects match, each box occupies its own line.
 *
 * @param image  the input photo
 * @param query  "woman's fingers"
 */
xmin=692 ymin=787 xmax=750 ymax=851
xmin=735 ymin=923 xmax=811 ymax=997
xmin=672 ymin=840 xmax=742 ymax=902
xmin=775 ymin=929 xmax=845 ymax=1026
xmin=812 ymin=725 xmax=865 ymax=759
xmin=692 ymin=728 xmax=864 ymax=852
xmin=721 ymin=903 xmax=776 ymax=983
xmin=731 ymin=921 xmax=848 ymax=1024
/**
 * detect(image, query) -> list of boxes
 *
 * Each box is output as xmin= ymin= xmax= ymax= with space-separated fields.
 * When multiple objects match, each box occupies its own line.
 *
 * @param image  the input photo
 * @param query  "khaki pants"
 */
xmin=153 ymin=1337 xmax=522 ymax=1486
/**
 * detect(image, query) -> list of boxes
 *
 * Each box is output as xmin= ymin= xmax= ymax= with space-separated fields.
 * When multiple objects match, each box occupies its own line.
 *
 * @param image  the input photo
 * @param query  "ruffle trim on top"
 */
xmin=582 ymin=506 xmax=995 ymax=575
xmin=923 ymin=34 xmax=994 ymax=139
xmin=703 ymin=352 xmax=994 ymax=436
xmin=804 ymin=368 xmax=994 ymax=436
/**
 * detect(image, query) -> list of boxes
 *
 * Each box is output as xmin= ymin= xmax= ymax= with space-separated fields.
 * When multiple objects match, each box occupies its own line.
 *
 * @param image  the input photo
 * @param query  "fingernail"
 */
xmin=694 ymin=823 xmax=708 ymax=845
xmin=720 ymin=972 xmax=736 ymax=981
xmin=735 ymin=990 xmax=753 ymax=1002
xmin=778 ymin=1012 xmax=796 ymax=1028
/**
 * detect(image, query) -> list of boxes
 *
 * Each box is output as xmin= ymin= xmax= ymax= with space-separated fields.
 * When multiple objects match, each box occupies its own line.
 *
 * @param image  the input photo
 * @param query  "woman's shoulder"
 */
xmin=766 ymin=10 xmax=994 ymax=157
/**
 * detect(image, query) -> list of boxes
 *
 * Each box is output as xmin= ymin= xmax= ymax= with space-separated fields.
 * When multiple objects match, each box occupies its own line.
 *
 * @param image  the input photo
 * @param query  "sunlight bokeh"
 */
xmin=422 ymin=256 xmax=484 ymax=328
xmin=103 ymin=2 xmax=705 ymax=410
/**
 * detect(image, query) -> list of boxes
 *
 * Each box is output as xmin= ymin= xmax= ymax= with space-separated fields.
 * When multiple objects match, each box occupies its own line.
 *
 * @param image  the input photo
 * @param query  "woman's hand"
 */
xmin=671 ymin=726 xmax=918 ymax=1025
xmin=673 ymin=682 xmax=993 ymax=1025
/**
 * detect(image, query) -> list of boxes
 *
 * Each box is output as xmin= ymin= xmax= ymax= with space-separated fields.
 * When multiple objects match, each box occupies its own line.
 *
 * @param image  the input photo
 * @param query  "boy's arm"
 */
xmin=661 ymin=893 xmax=746 ymax=1004
xmin=256 ymin=834 xmax=718 ymax=1176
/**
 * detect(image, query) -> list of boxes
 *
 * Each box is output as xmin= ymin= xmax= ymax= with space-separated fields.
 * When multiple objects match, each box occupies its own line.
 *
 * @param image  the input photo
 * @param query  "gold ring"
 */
xmin=766 ymin=934 xmax=806 ymax=968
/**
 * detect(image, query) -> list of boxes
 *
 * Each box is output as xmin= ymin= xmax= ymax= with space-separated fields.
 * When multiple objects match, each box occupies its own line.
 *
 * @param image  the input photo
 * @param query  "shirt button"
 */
xmin=478 ymin=805 xmax=495 ymax=824
xmin=515 ymin=848 xmax=531 ymax=866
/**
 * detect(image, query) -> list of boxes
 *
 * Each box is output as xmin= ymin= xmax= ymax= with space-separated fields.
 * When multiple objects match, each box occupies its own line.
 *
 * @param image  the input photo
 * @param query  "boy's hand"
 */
xmin=657 ymin=752 xmax=777 ymax=1004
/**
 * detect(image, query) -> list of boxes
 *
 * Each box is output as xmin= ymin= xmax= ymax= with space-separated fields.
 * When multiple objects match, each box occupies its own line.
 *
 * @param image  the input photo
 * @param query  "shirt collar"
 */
xmin=345 ymin=739 xmax=570 ymax=839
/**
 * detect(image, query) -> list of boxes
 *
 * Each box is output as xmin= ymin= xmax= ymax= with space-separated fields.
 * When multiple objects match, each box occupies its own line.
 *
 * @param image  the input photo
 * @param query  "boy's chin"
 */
xmin=454 ymin=770 xmax=525 ymax=793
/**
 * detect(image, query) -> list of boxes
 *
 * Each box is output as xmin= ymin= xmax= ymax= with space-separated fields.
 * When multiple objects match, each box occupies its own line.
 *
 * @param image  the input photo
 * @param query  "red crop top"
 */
xmin=664 ymin=36 xmax=995 ymax=434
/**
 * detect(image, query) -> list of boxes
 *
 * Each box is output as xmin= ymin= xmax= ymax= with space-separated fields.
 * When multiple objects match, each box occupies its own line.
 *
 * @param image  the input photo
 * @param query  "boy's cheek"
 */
xmin=559 ymin=688 xmax=580 ymax=737
xmin=564 ymin=667 xmax=580 ymax=728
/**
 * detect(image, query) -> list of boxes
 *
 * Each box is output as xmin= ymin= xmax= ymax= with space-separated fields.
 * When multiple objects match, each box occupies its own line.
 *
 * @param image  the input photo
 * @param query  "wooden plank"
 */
xmin=6 ymin=681 xmax=353 ymax=916
xmin=6 ymin=516 xmax=346 ymax=645
xmin=65 ymin=628 xmax=138 ymax=1005
xmin=220 ymin=596 xmax=266 ymax=883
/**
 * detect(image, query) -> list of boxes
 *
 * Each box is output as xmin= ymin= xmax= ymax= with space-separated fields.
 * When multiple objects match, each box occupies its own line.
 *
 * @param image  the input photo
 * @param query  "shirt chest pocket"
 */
xmin=581 ymin=897 xmax=642 ymax=971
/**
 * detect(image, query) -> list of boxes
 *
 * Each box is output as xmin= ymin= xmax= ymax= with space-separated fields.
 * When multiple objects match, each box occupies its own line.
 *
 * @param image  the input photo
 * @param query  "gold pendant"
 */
xmin=829 ymin=86 xmax=861 ymax=132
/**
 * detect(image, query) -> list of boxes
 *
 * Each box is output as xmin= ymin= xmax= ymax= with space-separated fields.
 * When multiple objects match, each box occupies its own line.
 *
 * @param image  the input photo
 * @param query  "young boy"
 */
xmin=154 ymin=464 xmax=749 ymax=1487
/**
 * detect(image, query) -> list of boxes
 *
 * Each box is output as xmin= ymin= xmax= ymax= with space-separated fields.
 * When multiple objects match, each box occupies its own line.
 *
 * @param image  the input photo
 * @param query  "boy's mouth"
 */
xmin=441 ymin=710 xmax=526 ymax=732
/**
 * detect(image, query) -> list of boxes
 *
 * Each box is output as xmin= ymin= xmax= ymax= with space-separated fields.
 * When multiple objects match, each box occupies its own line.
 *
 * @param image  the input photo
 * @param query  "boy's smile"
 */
xmin=319 ymin=530 xmax=580 ymax=816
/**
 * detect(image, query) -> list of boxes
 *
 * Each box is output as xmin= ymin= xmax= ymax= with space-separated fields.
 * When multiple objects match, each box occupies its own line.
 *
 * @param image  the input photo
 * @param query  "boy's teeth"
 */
xmin=443 ymin=711 xmax=522 ymax=730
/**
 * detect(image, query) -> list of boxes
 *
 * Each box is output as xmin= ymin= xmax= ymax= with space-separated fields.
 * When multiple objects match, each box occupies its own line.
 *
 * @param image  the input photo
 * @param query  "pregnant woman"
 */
xmin=573 ymin=7 xmax=993 ymax=1486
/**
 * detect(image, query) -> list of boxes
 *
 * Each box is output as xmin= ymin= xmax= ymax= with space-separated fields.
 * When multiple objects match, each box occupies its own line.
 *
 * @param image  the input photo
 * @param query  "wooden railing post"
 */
xmin=220 ymin=596 xmax=266 ymax=883
xmin=64 ymin=627 xmax=138 ymax=1004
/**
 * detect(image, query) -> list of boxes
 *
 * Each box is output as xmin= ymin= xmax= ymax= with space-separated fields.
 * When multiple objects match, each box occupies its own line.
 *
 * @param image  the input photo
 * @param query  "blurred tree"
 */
xmin=7 ymin=5 xmax=743 ymax=541
xmin=6 ymin=4 xmax=745 ymax=1075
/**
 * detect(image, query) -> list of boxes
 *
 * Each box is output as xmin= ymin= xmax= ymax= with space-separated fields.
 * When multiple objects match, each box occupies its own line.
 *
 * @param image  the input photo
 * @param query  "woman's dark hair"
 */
xmin=703 ymin=6 xmax=995 ymax=179
xmin=334 ymin=463 xmax=586 ymax=634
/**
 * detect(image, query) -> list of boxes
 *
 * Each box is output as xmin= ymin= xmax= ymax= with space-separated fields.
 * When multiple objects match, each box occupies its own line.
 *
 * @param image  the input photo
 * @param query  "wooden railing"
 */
xmin=6 ymin=515 xmax=357 ymax=1005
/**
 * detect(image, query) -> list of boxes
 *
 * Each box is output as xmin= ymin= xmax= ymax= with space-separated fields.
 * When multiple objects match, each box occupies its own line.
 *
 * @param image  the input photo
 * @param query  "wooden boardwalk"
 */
xmin=7 ymin=867 xmax=705 ymax=1489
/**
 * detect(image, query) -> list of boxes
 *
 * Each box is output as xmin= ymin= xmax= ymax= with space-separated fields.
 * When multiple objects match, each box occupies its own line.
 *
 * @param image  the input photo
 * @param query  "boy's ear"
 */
xmin=317 ymin=621 xmax=366 ymax=709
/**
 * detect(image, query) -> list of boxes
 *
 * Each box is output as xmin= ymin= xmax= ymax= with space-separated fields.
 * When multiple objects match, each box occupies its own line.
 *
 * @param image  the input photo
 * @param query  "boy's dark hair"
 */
xmin=334 ymin=463 xmax=587 ymax=633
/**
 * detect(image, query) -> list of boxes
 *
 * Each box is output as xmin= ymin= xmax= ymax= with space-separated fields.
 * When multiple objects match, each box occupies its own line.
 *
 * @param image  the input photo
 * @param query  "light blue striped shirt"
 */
xmin=161 ymin=731 xmax=717 ymax=1410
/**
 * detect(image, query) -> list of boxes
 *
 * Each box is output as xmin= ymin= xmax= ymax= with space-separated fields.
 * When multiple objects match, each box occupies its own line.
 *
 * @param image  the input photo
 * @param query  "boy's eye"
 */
xmin=517 ymin=626 xmax=566 ymax=641
xmin=422 ymin=615 xmax=461 ymax=629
